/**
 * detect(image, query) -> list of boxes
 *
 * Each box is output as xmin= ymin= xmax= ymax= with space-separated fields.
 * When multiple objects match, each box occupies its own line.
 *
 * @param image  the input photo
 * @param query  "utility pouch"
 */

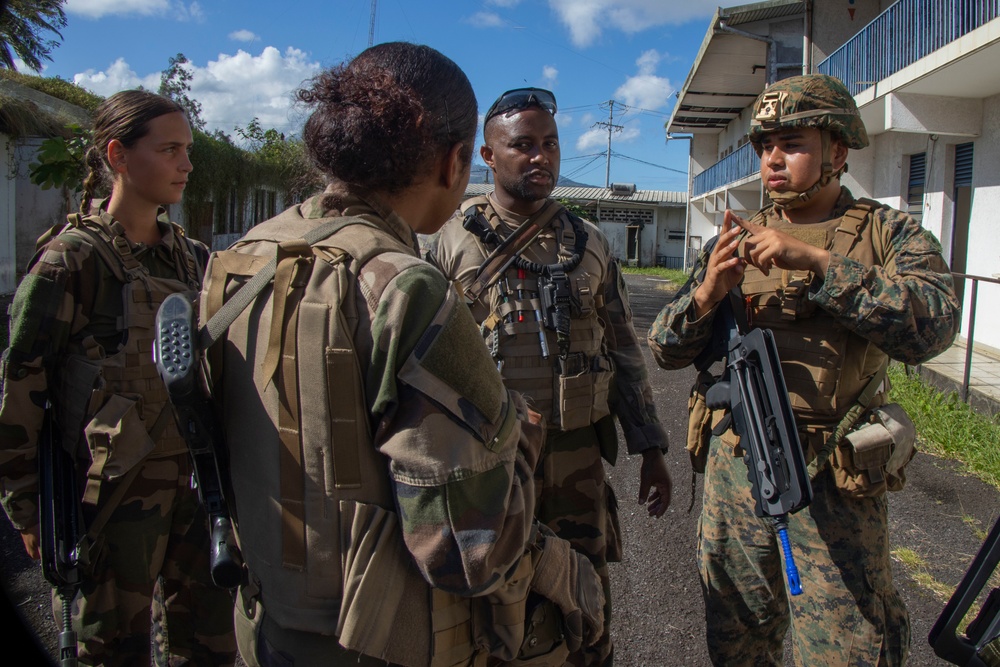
xmin=82 ymin=393 xmax=156 ymax=504
xmin=556 ymin=356 xmax=612 ymax=431
xmin=338 ymin=499 xmax=445 ymax=667
xmin=686 ymin=371 xmax=718 ymax=474
xmin=832 ymin=403 xmax=917 ymax=498
xmin=506 ymin=593 xmax=570 ymax=667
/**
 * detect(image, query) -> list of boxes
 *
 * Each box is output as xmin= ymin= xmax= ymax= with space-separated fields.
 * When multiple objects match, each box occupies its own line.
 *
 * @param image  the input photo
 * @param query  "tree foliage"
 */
xmin=158 ymin=52 xmax=206 ymax=131
xmin=28 ymin=122 xmax=87 ymax=191
xmin=0 ymin=0 xmax=67 ymax=72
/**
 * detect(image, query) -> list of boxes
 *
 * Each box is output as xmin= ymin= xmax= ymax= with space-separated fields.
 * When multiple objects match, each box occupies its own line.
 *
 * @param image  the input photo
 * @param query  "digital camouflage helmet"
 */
xmin=749 ymin=74 xmax=869 ymax=210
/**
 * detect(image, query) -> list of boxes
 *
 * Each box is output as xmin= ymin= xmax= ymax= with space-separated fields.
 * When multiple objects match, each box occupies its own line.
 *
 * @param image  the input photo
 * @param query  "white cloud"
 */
xmin=542 ymin=65 xmax=558 ymax=88
xmin=74 ymin=58 xmax=160 ymax=94
xmin=229 ymin=29 xmax=259 ymax=43
xmin=465 ymin=11 xmax=506 ymax=28
xmin=177 ymin=1 xmax=204 ymax=22
xmin=65 ymin=0 xmax=201 ymax=20
xmin=614 ymin=49 xmax=674 ymax=110
xmin=576 ymin=126 xmax=639 ymax=151
xmin=548 ymin=0 xmax=718 ymax=47
xmin=73 ymin=47 xmax=322 ymax=134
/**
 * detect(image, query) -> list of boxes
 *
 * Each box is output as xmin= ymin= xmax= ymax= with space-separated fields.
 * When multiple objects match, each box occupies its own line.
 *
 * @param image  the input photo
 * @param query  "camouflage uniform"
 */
xmin=216 ymin=192 xmax=598 ymax=667
xmin=0 ymin=201 xmax=237 ymax=666
xmin=430 ymin=195 xmax=669 ymax=667
xmin=648 ymin=187 xmax=961 ymax=665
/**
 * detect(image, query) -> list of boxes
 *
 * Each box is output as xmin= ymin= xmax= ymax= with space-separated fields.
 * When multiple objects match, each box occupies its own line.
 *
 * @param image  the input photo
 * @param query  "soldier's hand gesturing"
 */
xmin=693 ymin=211 xmax=746 ymax=319
xmin=730 ymin=212 xmax=831 ymax=278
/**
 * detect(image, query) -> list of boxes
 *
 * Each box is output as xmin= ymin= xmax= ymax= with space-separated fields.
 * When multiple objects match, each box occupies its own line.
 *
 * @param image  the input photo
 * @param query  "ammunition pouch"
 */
xmin=82 ymin=393 xmax=157 ymax=505
xmin=556 ymin=354 xmax=612 ymax=431
xmin=830 ymin=403 xmax=916 ymax=498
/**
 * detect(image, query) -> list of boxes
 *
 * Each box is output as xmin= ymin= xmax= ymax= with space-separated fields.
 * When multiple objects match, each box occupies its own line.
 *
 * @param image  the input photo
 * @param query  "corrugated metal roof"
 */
xmin=666 ymin=0 xmax=804 ymax=135
xmin=722 ymin=0 xmax=804 ymax=26
xmin=465 ymin=183 xmax=687 ymax=205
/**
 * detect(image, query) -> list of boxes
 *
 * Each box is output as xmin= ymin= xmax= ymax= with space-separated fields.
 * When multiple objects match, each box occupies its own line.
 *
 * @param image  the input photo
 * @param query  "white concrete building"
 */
xmin=464 ymin=183 xmax=687 ymax=268
xmin=668 ymin=0 xmax=1000 ymax=353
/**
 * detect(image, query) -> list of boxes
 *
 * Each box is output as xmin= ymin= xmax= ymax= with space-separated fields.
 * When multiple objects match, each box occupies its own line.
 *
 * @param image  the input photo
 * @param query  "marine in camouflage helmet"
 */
xmin=749 ymin=74 xmax=868 ymax=210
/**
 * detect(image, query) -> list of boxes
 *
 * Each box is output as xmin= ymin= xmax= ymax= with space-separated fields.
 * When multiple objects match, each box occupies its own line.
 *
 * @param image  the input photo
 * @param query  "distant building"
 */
xmin=463 ymin=183 xmax=688 ymax=268
xmin=668 ymin=0 xmax=1000 ymax=352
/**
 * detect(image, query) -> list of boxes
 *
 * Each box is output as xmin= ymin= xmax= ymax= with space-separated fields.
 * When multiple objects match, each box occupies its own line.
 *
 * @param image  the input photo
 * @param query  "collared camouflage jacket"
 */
xmin=648 ymin=187 xmax=961 ymax=373
xmin=0 ymin=204 xmax=208 ymax=531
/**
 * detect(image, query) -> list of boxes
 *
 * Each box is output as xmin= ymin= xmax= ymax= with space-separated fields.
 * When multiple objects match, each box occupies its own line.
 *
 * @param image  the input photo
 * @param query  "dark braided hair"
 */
xmin=297 ymin=42 xmax=477 ymax=199
xmin=81 ymin=90 xmax=185 ymax=213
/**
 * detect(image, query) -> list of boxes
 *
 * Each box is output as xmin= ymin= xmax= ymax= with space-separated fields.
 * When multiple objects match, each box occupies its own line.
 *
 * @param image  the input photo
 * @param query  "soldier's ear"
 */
xmin=107 ymin=140 xmax=127 ymax=174
xmin=441 ymin=141 xmax=466 ymax=190
xmin=831 ymin=139 xmax=848 ymax=172
xmin=480 ymin=143 xmax=495 ymax=171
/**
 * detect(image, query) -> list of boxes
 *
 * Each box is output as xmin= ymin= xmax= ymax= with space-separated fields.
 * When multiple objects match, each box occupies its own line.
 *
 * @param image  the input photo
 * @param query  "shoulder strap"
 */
xmin=830 ymin=199 xmax=877 ymax=258
xmin=465 ymin=199 xmax=562 ymax=303
xmin=199 ymin=216 xmax=373 ymax=350
xmin=170 ymin=222 xmax=204 ymax=289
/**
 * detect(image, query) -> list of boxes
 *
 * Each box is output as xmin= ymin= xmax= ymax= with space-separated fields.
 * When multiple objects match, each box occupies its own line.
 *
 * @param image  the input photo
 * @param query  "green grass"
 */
xmin=888 ymin=363 xmax=1000 ymax=489
xmin=620 ymin=266 xmax=689 ymax=285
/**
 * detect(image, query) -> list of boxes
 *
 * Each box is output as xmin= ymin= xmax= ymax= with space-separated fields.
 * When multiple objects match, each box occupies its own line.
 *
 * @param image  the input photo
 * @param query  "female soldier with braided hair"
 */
xmin=0 ymin=89 xmax=236 ymax=665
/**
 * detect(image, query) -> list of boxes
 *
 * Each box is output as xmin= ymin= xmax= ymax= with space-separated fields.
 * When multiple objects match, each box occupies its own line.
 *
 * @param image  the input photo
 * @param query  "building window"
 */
xmin=907 ymin=152 xmax=926 ymax=224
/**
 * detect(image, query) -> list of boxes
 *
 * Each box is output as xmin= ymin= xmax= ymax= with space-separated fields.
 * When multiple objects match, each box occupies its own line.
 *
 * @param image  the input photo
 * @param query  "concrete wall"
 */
xmin=1 ymin=135 xmax=15 ymax=293
xmin=809 ymin=0 xmax=891 ymax=67
xmin=961 ymin=93 xmax=1000 ymax=350
xmin=13 ymin=139 xmax=74 ymax=281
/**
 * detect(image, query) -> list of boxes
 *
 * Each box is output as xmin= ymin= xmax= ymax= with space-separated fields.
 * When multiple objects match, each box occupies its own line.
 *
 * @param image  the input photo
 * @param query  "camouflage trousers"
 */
xmin=535 ymin=424 xmax=616 ymax=667
xmin=54 ymin=454 xmax=237 ymax=666
xmin=698 ymin=440 xmax=910 ymax=666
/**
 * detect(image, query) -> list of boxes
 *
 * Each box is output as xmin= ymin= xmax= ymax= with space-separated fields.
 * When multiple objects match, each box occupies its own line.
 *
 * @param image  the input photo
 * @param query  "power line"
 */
xmin=611 ymin=151 xmax=687 ymax=175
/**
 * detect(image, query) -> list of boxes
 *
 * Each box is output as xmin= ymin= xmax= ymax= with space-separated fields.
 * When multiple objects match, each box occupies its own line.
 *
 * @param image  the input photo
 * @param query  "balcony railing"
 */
xmin=692 ymin=142 xmax=759 ymax=197
xmin=818 ymin=0 xmax=1000 ymax=96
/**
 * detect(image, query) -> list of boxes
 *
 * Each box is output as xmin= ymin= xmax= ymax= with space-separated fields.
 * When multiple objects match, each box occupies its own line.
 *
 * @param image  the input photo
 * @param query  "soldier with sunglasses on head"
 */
xmin=429 ymin=87 xmax=673 ymax=667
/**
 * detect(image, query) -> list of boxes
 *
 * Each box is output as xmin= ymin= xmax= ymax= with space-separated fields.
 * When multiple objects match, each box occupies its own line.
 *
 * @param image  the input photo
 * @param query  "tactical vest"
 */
xmin=463 ymin=197 xmax=612 ymax=432
xmin=204 ymin=206 xmax=483 ymax=667
xmin=731 ymin=198 xmax=890 ymax=450
xmin=48 ymin=206 xmax=202 ymax=506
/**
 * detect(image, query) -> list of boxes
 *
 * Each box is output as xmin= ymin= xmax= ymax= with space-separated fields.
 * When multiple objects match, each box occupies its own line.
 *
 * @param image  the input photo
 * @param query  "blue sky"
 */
xmin=24 ymin=0 xmax=725 ymax=192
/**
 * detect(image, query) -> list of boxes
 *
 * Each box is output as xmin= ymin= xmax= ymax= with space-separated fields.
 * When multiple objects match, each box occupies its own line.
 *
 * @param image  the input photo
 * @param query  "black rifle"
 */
xmin=702 ymin=292 xmax=813 ymax=595
xmin=153 ymin=292 xmax=242 ymax=589
xmin=38 ymin=402 xmax=81 ymax=666
xmin=929 ymin=515 xmax=1000 ymax=665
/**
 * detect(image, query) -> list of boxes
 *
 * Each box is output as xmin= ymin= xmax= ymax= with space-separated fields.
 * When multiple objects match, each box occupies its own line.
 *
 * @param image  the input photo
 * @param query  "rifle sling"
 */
xmin=464 ymin=199 xmax=561 ymax=304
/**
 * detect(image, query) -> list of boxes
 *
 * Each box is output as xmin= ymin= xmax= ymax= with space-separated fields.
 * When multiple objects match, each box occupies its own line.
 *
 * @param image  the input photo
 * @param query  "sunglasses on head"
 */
xmin=484 ymin=88 xmax=557 ymax=125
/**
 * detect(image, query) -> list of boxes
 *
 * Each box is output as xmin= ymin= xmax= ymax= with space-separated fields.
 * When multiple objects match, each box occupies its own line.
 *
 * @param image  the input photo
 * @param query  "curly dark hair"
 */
xmin=81 ymin=90 xmax=186 ymax=213
xmin=297 ymin=42 xmax=476 ymax=195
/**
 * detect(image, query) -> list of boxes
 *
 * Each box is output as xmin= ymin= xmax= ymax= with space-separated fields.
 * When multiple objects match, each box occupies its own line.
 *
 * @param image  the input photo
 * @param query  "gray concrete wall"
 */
xmin=809 ymin=0 xmax=892 ymax=67
xmin=1 ymin=135 xmax=15 ymax=293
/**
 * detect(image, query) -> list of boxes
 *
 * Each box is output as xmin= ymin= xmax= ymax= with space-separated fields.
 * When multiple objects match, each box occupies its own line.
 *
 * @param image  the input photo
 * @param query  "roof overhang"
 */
xmin=667 ymin=0 xmax=804 ymax=136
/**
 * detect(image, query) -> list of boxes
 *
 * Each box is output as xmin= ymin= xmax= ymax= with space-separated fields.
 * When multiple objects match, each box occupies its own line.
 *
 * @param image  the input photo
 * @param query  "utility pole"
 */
xmin=593 ymin=100 xmax=624 ymax=187
xmin=368 ymin=0 xmax=377 ymax=47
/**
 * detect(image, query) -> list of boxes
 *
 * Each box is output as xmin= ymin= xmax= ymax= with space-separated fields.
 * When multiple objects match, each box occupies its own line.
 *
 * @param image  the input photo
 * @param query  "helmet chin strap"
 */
xmin=767 ymin=130 xmax=846 ymax=211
